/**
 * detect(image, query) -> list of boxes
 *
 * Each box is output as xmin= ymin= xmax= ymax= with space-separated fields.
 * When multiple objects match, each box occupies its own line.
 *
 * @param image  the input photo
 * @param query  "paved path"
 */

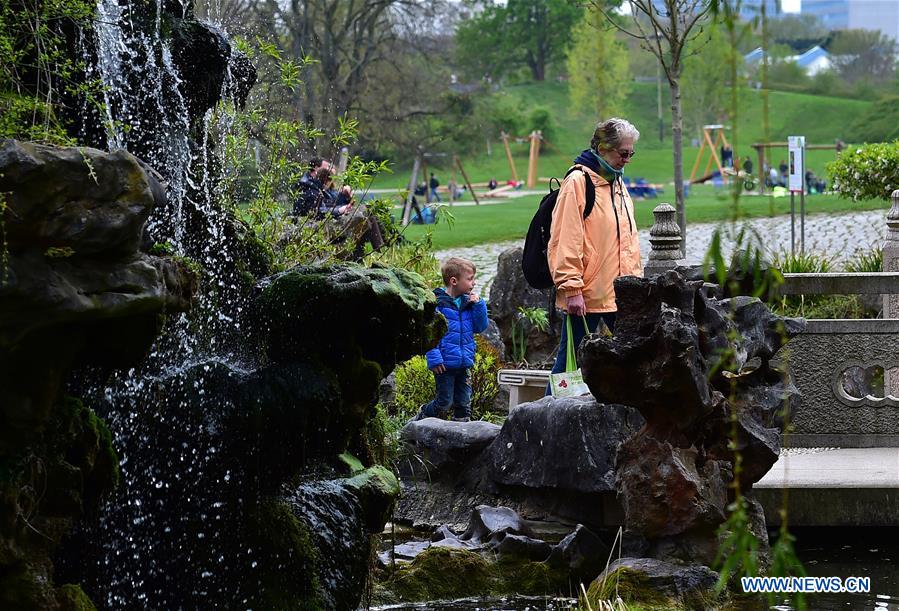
xmin=436 ymin=210 xmax=887 ymax=293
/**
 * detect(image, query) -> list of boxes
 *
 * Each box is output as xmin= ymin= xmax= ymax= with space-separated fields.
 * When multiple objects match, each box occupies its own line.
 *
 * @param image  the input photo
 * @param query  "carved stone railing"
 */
xmin=776 ymin=271 xmax=899 ymax=447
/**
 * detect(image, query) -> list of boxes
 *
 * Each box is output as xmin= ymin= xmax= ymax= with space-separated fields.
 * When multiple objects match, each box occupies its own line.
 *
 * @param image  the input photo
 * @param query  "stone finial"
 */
xmin=887 ymin=189 xmax=899 ymax=238
xmin=645 ymin=203 xmax=687 ymax=273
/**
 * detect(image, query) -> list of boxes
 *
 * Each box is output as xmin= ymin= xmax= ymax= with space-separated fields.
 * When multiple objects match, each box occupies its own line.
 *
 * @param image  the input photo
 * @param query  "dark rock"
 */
xmin=379 ymin=371 xmax=397 ymax=406
xmin=495 ymin=534 xmax=552 ymax=562
xmin=488 ymin=247 xmax=559 ymax=362
xmin=460 ymin=506 xmax=533 ymax=543
xmin=432 ymin=525 xmax=457 ymax=542
xmin=546 ymin=524 xmax=611 ymax=580
xmin=594 ymin=557 xmax=718 ymax=599
xmin=481 ymin=318 xmax=506 ymax=361
xmin=401 ymin=419 xmax=501 ymax=472
xmin=616 ymin=435 xmax=729 ymax=539
xmin=0 ymin=141 xmax=156 ymax=256
xmin=0 ymin=142 xmax=196 ymax=610
xmin=486 ymin=396 xmax=643 ymax=493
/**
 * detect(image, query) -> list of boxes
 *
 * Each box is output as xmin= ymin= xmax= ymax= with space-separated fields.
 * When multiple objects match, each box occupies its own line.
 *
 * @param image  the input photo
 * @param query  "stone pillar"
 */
xmin=645 ymin=202 xmax=687 ymax=275
xmin=882 ymin=189 xmax=899 ymax=396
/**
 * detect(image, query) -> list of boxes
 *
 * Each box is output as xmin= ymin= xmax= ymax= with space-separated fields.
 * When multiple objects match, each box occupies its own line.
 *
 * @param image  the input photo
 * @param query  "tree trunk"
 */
xmin=669 ymin=70 xmax=686 ymax=257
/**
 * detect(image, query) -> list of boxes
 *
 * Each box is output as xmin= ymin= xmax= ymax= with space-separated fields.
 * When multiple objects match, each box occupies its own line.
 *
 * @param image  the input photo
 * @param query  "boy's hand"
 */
xmin=431 ymin=364 xmax=446 ymax=374
xmin=469 ymin=292 xmax=480 ymax=303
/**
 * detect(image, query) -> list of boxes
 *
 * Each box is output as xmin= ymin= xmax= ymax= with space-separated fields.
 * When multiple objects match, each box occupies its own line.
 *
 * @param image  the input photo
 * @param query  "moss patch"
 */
xmin=583 ymin=567 xmax=723 ymax=611
xmin=57 ymin=584 xmax=97 ymax=611
xmin=246 ymin=499 xmax=324 ymax=610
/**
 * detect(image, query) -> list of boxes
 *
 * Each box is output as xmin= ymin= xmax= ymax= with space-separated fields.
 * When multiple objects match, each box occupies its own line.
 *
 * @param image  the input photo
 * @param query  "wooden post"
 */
xmin=422 ymin=157 xmax=430 ymax=204
xmin=689 ymin=130 xmax=706 ymax=182
xmin=526 ymin=131 xmax=541 ymax=188
xmin=501 ymin=132 xmax=519 ymax=183
xmin=455 ymin=155 xmax=480 ymax=205
xmin=755 ymin=144 xmax=766 ymax=192
xmin=403 ymin=154 xmax=421 ymax=226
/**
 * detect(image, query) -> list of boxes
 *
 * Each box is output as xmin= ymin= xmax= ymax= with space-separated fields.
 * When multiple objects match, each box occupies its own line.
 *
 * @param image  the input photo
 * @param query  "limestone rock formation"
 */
xmin=580 ymin=269 xmax=803 ymax=564
xmin=0 ymin=141 xmax=196 ymax=610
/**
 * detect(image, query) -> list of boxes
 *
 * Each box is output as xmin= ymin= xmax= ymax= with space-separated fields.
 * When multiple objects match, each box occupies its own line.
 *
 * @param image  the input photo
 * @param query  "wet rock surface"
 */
xmin=0 ymin=142 xmax=196 ymax=610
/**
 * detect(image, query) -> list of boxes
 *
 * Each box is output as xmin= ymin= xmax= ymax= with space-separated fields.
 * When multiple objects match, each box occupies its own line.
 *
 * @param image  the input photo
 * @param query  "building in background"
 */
xmin=848 ymin=0 xmax=899 ymax=42
xmin=802 ymin=0 xmax=899 ymax=41
xmin=801 ymin=0 xmax=849 ymax=30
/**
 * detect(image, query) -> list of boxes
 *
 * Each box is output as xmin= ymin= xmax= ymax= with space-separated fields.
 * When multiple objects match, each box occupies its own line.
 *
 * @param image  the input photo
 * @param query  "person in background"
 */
xmin=412 ymin=257 xmax=488 ymax=423
xmin=429 ymin=172 xmax=442 ymax=202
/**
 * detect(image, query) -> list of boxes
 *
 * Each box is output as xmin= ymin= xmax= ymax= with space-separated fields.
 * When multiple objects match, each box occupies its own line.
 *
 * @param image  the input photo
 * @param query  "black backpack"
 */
xmin=521 ymin=166 xmax=596 ymax=289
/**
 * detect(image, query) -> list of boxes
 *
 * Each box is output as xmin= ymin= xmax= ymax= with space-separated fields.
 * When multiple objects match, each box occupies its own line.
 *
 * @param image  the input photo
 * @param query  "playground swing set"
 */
xmin=400 ymin=131 xmax=546 ymax=225
xmin=689 ymin=124 xmax=841 ymax=193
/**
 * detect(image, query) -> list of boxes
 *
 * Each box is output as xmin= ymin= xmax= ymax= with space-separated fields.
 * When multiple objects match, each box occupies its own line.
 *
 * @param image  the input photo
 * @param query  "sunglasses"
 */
xmin=617 ymin=149 xmax=636 ymax=159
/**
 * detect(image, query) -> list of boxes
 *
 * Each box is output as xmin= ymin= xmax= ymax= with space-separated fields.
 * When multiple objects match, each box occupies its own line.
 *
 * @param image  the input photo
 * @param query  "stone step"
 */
xmin=753 ymin=447 xmax=899 ymax=527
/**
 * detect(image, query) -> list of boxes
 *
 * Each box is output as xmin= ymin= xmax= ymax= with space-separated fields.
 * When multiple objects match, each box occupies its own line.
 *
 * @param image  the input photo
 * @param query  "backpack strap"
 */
xmin=565 ymin=165 xmax=596 ymax=219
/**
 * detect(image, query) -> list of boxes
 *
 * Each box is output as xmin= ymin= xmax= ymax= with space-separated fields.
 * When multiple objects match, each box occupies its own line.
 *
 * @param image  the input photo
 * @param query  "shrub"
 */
xmin=471 ymin=337 xmax=501 ymax=421
xmin=827 ymin=141 xmax=899 ymax=202
xmin=392 ymin=356 xmax=435 ymax=419
xmin=526 ymin=106 xmax=557 ymax=150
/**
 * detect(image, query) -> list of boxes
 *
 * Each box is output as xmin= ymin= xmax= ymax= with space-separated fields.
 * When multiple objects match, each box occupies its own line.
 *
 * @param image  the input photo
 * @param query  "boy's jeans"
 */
xmin=422 ymin=367 xmax=471 ymax=419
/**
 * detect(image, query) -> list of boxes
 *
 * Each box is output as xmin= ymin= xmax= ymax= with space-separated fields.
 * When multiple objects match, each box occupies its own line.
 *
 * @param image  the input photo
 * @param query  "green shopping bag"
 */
xmin=549 ymin=316 xmax=592 ymax=398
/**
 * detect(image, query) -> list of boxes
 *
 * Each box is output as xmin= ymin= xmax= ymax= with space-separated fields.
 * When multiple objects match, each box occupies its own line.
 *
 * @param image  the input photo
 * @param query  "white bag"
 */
xmin=550 ymin=316 xmax=592 ymax=398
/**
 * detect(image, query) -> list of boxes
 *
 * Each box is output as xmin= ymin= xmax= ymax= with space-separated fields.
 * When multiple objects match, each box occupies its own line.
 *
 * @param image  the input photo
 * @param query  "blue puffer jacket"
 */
xmin=426 ymin=288 xmax=489 ymax=370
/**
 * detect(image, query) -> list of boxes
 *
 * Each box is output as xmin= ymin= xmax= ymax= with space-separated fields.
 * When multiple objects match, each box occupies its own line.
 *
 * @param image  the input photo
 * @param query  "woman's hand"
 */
xmin=566 ymin=293 xmax=586 ymax=317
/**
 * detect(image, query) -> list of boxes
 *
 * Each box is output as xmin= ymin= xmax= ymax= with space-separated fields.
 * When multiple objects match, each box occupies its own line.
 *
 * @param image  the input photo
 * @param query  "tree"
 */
xmin=764 ymin=14 xmax=827 ymax=45
xmin=566 ymin=9 xmax=631 ymax=121
xmin=680 ymin=23 xmax=730 ymax=137
xmin=592 ymin=0 xmax=714 ymax=256
xmin=829 ymin=28 xmax=897 ymax=84
xmin=455 ymin=0 xmax=583 ymax=82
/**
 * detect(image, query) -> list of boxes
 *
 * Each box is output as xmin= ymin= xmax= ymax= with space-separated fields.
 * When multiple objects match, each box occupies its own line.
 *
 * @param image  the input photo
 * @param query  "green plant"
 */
xmin=0 ymin=0 xmax=102 ymax=144
xmin=845 ymin=247 xmax=882 ymax=272
xmin=391 ymin=356 xmax=435 ymax=420
xmin=770 ymin=250 xmax=871 ymax=318
xmin=471 ymin=337 xmax=502 ymax=421
xmin=510 ymin=306 xmax=549 ymax=363
xmin=828 ymin=141 xmax=899 ymax=202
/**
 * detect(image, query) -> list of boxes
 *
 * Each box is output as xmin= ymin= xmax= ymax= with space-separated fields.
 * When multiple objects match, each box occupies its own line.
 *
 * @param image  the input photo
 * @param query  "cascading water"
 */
xmin=58 ymin=0 xmax=265 ymax=606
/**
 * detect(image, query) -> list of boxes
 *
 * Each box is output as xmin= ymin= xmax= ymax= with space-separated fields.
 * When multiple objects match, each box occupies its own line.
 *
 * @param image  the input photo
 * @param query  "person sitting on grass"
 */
xmin=412 ymin=257 xmax=489 ymax=423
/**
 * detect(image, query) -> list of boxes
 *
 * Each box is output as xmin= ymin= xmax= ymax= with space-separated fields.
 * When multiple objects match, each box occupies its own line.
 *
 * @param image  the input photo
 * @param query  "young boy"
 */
xmin=415 ymin=257 xmax=489 ymax=423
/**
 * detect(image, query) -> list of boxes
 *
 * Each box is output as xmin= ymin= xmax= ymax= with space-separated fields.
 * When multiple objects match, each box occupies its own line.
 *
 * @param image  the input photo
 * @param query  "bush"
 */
xmin=470 ymin=337 xmax=501 ymax=420
xmin=526 ymin=106 xmax=557 ymax=150
xmin=392 ymin=356 xmax=435 ymax=419
xmin=827 ymin=141 xmax=899 ymax=201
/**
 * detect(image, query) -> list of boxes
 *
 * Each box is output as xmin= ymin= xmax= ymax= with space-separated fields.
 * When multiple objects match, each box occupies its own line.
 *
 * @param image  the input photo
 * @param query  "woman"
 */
xmin=545 ymin=117 xmax=643 ymax=393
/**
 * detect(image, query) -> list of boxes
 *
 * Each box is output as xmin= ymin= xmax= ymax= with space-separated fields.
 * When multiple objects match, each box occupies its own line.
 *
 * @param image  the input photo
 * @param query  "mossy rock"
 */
xmin=383 ymin=547 xmax=494 ymax=601
xmin=584 ymin=566 xmax=722 ymax=611
xmin=243 ymin=499 xmax=324 ymax=610
xmin=344 ymin=465 xmax=400 ymax=533
xmin=258 ymin=263 xmax=444 ymax=373
xmin=57 ymin=584 xmax=97 ymax=611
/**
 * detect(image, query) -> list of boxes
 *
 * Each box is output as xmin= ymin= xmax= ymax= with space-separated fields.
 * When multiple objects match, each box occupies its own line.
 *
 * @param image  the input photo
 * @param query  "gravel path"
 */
xmin=436 ymin=210 xmax=887 ymax=294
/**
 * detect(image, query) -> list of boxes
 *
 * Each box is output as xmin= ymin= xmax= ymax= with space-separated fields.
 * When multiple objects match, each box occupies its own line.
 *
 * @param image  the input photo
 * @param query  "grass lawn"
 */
xmin=398 ymin=185 xmax=888 ymax=250
xmin=370 ymin=81 xmax=870 ymax=190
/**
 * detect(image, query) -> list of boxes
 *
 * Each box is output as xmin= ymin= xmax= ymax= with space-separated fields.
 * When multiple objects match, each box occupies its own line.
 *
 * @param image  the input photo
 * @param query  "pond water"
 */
xmin=373 ymin=527 xmax=899 ymax=610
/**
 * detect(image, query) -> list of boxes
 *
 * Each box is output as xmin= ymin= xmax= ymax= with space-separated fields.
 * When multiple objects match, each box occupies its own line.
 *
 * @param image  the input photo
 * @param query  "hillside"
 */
xmin=370 ymin=81 xmax=871 ymax=189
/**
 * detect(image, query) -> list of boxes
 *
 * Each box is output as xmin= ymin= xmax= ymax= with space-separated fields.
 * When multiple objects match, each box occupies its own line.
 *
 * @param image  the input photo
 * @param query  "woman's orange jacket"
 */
xmin=547 ymin=165 xmax=643 ymax=313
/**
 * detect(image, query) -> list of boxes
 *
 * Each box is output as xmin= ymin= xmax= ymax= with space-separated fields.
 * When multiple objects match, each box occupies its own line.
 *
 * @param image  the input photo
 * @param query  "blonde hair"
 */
xmin=441 ymin=257 xmax=476 ymax=284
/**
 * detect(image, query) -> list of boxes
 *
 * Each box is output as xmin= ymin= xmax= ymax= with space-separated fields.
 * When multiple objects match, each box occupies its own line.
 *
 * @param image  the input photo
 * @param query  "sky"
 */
xmin=781 ymin=0 xmax=800 ymax=12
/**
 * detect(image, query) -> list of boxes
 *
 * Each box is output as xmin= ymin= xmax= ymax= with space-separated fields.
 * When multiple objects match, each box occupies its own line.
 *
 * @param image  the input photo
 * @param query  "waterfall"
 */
xmin=63 ymin=1 xmax=259 ymax=606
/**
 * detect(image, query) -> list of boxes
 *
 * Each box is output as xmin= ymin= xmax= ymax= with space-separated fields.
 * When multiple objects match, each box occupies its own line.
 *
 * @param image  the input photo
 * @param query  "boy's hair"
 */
xmin=442 ymin=257 xmax=476 ymax=284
